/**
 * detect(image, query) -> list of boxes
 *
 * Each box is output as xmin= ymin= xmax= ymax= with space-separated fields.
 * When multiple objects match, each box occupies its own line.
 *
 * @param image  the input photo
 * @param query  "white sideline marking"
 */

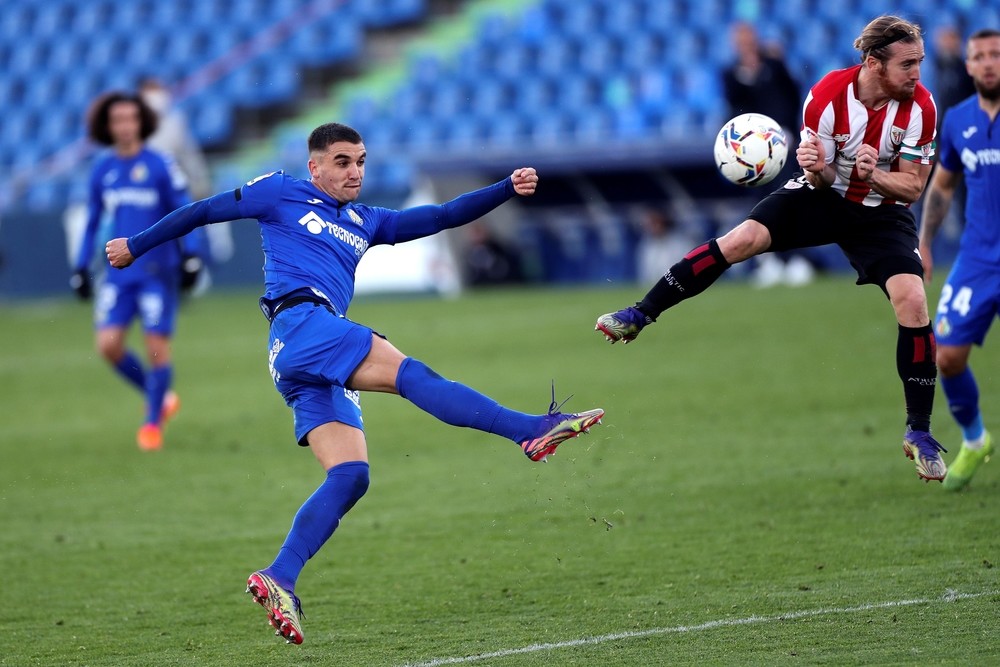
xmin=401 ymin=590 xmax=995 ymax=667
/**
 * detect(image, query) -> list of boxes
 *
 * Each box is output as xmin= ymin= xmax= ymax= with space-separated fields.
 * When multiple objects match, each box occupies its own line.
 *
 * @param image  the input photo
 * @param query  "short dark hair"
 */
xmin=854 ymin=16 xmax=923 ymax=63
xmin=86 ymin=91 xmax=158 ymax=146
xmin=308 ymin=123 xmax=363 ymax=153
xmin=969 ymin=28 xmax=1000 ymax=42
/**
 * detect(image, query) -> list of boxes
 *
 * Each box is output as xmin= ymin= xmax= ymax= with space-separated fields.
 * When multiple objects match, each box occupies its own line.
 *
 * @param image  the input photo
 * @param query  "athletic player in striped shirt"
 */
xmin=918 ymin=28 xmax=1000 ymax=491
xmin=596 ymin=16 xmax=947 ymax=482
xmin=105 ymin=122 xmax=604 ymax=644
xmin=72 ymin=91 xmax=205 ymax=451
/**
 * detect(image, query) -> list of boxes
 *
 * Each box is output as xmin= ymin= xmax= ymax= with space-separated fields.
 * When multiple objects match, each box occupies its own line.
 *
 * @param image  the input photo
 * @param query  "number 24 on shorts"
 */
xmin=937 ymin=284 xmax=973 ymax=317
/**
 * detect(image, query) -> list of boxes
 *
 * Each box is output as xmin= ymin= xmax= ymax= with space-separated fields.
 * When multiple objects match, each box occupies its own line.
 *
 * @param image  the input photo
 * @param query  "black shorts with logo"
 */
xmin=748 ymin=176 xmax=923 ymax=290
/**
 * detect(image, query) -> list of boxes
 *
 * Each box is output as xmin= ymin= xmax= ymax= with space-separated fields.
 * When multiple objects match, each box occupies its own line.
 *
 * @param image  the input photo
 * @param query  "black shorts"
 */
xmin=748 ymin=176 xmax=923 ymax=290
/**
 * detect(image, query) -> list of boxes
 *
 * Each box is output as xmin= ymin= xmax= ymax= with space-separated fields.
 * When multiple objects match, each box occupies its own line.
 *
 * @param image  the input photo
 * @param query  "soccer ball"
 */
xmin=713 ymin=113 xmax=788 ymax=187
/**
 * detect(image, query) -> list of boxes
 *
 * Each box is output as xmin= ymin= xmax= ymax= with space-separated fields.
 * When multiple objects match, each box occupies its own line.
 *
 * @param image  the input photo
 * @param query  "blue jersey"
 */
xmin=77 ymin=147 xmax=192 ymax=285
xmin=235 ymin=171 xmax=400 ymax=314
xmin=128 ymin=169 xmax=516 ymax=314
xmin=937 ymin=96 xmax=1000 ymax=265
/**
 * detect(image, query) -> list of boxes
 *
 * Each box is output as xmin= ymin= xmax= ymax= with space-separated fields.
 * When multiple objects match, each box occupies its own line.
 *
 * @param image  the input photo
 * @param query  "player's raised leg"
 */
xmin=596 ymin=222 xmax=773 ymax=344
xmin=393 ymin=356 xmax=603 ymax=461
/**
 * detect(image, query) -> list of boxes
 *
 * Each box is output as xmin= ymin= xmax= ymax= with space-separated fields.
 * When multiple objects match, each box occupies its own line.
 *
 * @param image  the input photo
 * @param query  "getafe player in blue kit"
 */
xmin=919 ymin=29 xmax=1000 ymax=490
xmin=106 ymin=122 xmax=604 ymax=644
xmin=73 ymin=91 xmax=204 ymax=451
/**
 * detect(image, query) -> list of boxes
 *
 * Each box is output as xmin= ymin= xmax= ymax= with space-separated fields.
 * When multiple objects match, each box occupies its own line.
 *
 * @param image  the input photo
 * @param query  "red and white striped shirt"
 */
xmin=802 ymin=65 xmax=937 ymax=207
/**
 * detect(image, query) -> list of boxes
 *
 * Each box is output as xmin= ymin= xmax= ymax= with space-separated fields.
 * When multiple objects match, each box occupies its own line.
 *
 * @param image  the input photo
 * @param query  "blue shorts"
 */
xmin=934 ymin=256 xmax=1000 ymax=347
xmin=267 ymin=301 xmax=374 ymax=445
xmin=95 ymin=278 xmax=178 ymax=335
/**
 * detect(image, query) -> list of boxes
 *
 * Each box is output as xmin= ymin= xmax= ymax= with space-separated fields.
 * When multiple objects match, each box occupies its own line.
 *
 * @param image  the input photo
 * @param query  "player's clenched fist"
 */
xmin=106 ymin=238 xmax=135 ymax=268
xmin=510 ymin=167 xmax=538 ymax=197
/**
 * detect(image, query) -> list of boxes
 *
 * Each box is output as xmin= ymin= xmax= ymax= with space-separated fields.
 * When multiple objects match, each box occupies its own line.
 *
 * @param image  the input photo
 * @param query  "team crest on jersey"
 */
xmin=130 ymin=162 xmax=149 ymax=183
xmin=889 ymin=126 xmax=905 ymax=147
xmin=246 ymin=171 xmax=278 ymax=187
xmin=347 ymin=209 xmax=363 ymax=226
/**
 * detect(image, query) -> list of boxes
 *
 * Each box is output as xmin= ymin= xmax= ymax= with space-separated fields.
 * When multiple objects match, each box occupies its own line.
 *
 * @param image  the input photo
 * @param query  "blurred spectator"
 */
xmin=932 ymin=26 xmax=977 ymax=122
xmin=635 ymin=206 xmax=699 ymax=284
xmin=462 ymin=220 xmax=523 ymax=286
xmin=722 ymin=22 xmax=800 ymax=140
xmin=139 ymin=78 xmax=212 ymax=199
xmin=140 ymin=78 xmax=233 ymax=267
xmin=721 ymin=22 xmax=815 ymax=287
xmin=930 ymin=26 xmax=976 ymax=229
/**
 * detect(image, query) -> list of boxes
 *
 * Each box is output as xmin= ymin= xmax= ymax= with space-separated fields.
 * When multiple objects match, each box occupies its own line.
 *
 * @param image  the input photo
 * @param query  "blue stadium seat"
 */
xmin=578 ymin=37 xmax=619 ymax=78
xmin=641 ymin=1 xmax=682 ymax=33
xmin=474 ymin=11 xmax=514 ymax=50
xmin=444 ymin=116 xmax=486 ymax=151
xmin=188 ymin=101 xmax=233 ymax=148
xmin=287 ymin=14 xmax=363 ymax=66
xmin=467 ymin=80 xmax=509 ymax=121
xmin=557 ymin=73 xmax=601 ymax=111
xmin=683 ymin=0 xmax=731 ymax=31
xmin=70 ymin=2 xmax=110 ymax=35
xmin=535 ymin=40 xmax=577 ymax=80
xmin=602 ymin=0 xmax=643 ymax=40
xmin=530 ymin=112 xmax=574 ymax=147
xmin=21 ymin=72 xmax=64 ymax=115
xmin=426 ymin=82 xmax=469 ymax=120
xmin=620 ymin=32 xmax=666 ymax=74
xmin=558 ymin=2 xmax=603 ymax=40
xmin=484 ymin=116 xmax=525 ymax=147
xmin=7 ymin=40 xmax=46 ymax=76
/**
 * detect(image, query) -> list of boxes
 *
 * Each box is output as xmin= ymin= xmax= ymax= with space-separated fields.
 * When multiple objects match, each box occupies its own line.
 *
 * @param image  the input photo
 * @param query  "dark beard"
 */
xmin=975 ymin=80 xmax=1000 ymax=102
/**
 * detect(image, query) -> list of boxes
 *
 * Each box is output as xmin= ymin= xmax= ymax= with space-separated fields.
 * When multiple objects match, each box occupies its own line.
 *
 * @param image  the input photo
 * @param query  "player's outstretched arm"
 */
xmin=105 ymin=190 xmax=242 ymax=268
xmin=393 ymin=168 xmax=536 ymax=244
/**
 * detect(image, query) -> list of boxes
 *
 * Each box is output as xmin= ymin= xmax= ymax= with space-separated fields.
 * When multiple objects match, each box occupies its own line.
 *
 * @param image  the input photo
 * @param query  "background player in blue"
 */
xmin=105 ymin=122 xmax=605 ymax=645
xmin=918 ymin=28 xmax=1000 ymax=490
xmin=72 ymin=91 xmax=205 ymax=452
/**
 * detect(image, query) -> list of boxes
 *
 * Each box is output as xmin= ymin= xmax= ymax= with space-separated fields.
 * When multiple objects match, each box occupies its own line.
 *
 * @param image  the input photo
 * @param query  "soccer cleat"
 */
xmin=136 ymin=423 xmax=163 ymax=451
xmin=160 ymin=390 xmax=180 ymax=424
xmin=246 ymin=571 xmax=304 ymax=645
xmin=595 ymin=307 xmax=653 ymax=344
xmin=943 ymin=431 xmax=994 ymax=492
xmin=902 ymin=429 xmax=948 ymax=482
xmin=521 ymin=408 xmax=605 ymax=462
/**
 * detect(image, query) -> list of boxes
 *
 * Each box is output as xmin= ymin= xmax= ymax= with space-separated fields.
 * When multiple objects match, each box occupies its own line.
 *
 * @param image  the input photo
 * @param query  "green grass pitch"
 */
xmin=1 ymin=278 xmax=997 ymax=666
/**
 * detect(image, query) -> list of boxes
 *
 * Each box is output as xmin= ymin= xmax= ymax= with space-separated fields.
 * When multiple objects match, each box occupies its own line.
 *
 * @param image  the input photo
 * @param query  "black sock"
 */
xmin=637 ymin=239 xmax=731 ymax=319
xmin=897 ymin=324 xmax=937 ymax=432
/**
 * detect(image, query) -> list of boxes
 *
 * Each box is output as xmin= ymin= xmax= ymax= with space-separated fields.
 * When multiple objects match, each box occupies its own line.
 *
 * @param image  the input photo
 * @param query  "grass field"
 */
xmin=1 ymin=278 xmax=997 ymax=666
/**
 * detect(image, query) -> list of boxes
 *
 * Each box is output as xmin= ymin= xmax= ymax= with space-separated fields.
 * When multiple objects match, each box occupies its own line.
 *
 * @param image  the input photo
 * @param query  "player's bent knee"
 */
xmin=719 ymin=221 xmax=771 ymax=263
xmin=332 ymin=460 xmax=370 ymax=508
xmin=936 ymin=349 xmax=968 ymax=378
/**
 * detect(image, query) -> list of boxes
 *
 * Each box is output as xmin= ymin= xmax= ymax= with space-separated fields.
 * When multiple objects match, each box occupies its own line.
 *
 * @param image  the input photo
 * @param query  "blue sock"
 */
xmin=145 ymin=365 xmax=172 ymax=425
xmin=265 ymin=461 xmax=370 ymax=592
xmin=113 ymin=350 xmax=146 ymax=391
xmin=395 ymin=357 xmax=543 ymax=443
xmin=942 ymin=368 xmax=984 ymax=441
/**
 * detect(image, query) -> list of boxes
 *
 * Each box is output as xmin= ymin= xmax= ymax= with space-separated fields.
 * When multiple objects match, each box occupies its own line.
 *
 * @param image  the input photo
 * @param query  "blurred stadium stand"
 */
xmin=0 ymin=0 xmax=992 ymax=297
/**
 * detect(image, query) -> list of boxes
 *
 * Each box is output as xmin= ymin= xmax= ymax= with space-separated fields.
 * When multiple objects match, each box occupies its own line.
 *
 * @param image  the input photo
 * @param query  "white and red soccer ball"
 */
xmin=713 ymin=113 xmax=789 ymax=187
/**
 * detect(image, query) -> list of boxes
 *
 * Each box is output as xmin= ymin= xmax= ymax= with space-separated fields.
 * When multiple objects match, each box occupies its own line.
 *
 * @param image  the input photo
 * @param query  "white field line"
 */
xmin=401 ymin=589 xmax=996 ymax=667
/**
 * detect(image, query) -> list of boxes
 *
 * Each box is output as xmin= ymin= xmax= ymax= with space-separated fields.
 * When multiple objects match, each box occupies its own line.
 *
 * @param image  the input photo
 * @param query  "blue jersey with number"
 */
xmin=235 ymin=171 xmax=402 ymax=314
xmin=937 ymin=97 xmax=1000 ymax=265
xmin=77 ymin=147 xmax=192 ymax=285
